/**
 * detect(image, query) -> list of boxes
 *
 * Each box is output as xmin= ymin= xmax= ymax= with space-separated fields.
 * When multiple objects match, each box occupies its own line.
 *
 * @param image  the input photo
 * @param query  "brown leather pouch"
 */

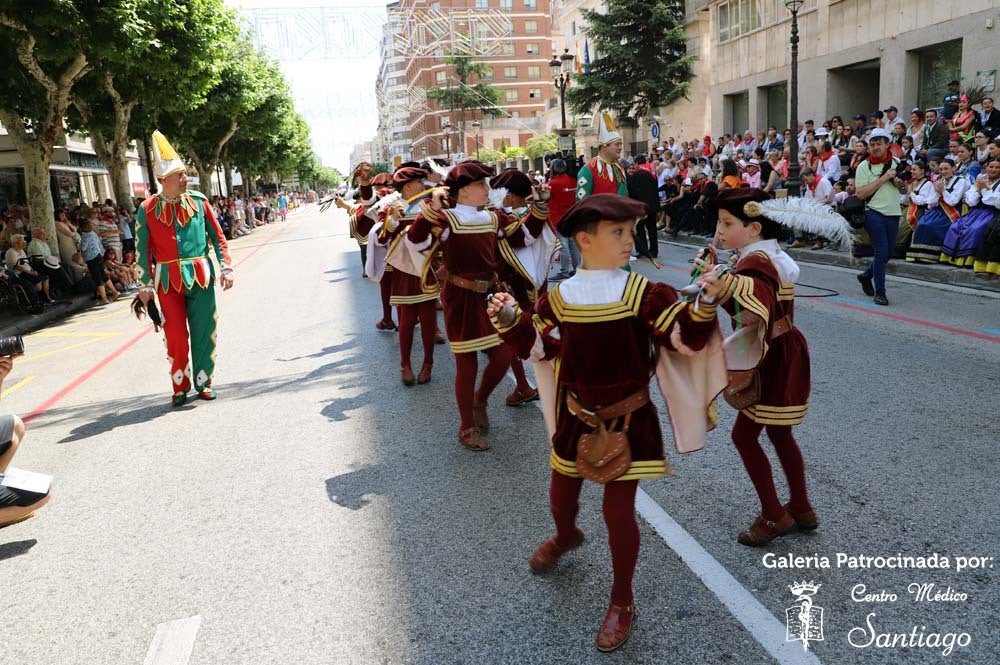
xmin=724 ymin=369 xmax=761 ymax=410
xmin=577 ymin=418 xmax=633 ymax=484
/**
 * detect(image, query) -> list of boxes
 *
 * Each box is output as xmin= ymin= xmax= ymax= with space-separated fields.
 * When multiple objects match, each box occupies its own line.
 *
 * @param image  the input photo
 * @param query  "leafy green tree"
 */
xmin=476 ymin=147 xmax=503 ymax=164
xmin=70 ymin=0 xmax=236 ymax=212
xmin=164 ymin=43 xmax=277 ymax=192
xmin=524 ymin=134 xmax=558 ymax=160
xmin=426 ymin=48 xmax=505 ymax=152
xmin=0 ymin=3 xmax=101 ymax=241
xmin=566 ymin=0 xmax=695 ymax=122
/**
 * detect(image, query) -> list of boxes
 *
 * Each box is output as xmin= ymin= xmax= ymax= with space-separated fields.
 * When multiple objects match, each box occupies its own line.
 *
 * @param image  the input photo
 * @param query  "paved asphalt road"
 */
xmin=1 ymin=204 xmax=997 ymax=665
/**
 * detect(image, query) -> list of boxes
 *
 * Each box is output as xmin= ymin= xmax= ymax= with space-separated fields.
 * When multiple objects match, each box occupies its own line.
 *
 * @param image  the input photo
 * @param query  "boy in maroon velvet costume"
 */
xmin=377 ymin=166 xmax=440 ymax=386
xmin=407 ymin=161 xmax=540 ymax=451
xmin=489 ymin=168 xmax=553 ymax=406
xmin=487 ymin=194 xmax=723 ymax=652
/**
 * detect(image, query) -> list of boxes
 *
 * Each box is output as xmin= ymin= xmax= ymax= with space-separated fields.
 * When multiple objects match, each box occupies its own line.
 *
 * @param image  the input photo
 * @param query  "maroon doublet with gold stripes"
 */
xmin=497 ymin=272 xmax=718 ymax=480
xmin=719 ymin=251 xmax=811 ymax=425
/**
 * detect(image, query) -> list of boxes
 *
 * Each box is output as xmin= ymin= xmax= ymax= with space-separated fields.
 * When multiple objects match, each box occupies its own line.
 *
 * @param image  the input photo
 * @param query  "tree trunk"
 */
xmin=224 ymin=162 xmax=233 ymax=196
xmin=0 ymin=111 xmax=57 ymax=247
xmin=142 ymin=136 xmax=157 ymax=195
xmin=22 ymin=148 xmax=57 ymax=248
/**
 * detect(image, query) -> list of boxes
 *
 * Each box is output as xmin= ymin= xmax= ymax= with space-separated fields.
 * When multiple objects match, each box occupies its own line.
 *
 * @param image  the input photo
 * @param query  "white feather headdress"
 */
xmin=487 ymin=186 xmax=509 ymax=210
xmin=370 ymin=191 xmax=403 ymax=215
xmin=426 ymin=158 xmax=453 ymax=180
xmin=753 ymin=197 xmax=852 ymax=249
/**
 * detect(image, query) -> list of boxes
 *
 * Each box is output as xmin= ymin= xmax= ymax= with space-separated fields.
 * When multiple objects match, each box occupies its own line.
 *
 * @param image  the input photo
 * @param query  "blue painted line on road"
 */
xmin=984 ymin=328 xmax=1000 ymax=336
xmin=830 ymin=295 xmax=880 ymax=309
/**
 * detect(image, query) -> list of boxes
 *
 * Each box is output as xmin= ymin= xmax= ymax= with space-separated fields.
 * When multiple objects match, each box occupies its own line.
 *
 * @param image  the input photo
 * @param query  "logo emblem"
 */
xmin=786 ymin=581 xmax=824 ymax=651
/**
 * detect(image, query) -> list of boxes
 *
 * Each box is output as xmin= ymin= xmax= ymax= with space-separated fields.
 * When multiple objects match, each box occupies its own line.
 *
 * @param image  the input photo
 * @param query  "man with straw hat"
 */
xmin=136 ymin=130 xmax=234 ymax=407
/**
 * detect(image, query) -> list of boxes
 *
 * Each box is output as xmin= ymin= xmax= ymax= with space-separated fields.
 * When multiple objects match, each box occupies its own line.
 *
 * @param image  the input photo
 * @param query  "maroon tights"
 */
xmin=397 ymin=302 xmax=437 ymax=370
xmin=379 ymin=277 xmax=393 ymax=323
xmin=509 ymin=357 xmax=533 ymax=392
xmin=453 ymin=344 xmax=513 ymax=431
xmin=550 ymin=470 xmax=640 ymax=605
xmin=731 ymin=412 xmax=811 ymax=521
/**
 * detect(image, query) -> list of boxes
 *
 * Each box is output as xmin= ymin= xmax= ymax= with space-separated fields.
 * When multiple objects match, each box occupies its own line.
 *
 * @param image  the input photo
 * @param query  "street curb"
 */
xmin=659 ymin=230 xmax=1000 ymax=294
xmin=0 ymin=293 xmax=99 ymax=339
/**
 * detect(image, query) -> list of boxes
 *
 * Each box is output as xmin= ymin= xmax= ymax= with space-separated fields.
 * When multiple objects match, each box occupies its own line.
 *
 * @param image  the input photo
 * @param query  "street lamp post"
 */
xmin=471 ymin=120 xmax=481 ymax=160
xmin=549 ymin=48 xmax=576 ymax=157
xmin=442 ymin=120 xmax=451 ymax=159
xmin=785 ymin=0 xmax=804 ymax=197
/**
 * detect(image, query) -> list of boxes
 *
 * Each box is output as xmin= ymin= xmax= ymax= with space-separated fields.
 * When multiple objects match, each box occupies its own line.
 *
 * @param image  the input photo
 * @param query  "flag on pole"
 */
xmin=583 ymin=39 xmax=591 ymax=74
xmin=575 ymin=43 xmax=584 ymax=74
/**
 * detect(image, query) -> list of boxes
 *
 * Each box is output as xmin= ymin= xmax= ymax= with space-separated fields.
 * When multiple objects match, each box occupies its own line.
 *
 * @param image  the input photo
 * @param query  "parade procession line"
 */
xmin=21 ymin=220 xmax=295 ymax=425
xmin=507 ymin=371 xmax=823 ymax=665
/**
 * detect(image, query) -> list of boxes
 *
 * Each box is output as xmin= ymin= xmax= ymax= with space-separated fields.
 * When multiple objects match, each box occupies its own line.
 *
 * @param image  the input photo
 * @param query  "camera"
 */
xmin=895 ymin=159 xmax=912 ymax=182
xmin=0 ymin=335 xmax=24 ymax=357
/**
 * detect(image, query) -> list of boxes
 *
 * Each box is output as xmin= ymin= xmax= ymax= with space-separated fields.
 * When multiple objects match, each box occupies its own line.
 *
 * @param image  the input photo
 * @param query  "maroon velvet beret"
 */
xmin=490 ymin=169 xmax=533 ymax=198
xmin=443 ymin=160 xmax=494 ymax=191
xmin=371 ymin=172 xmax=393 ymax=187
xmin=392 ymin=167 xmax=427 ymax=186
xmin=556 ymin=193 xmax=649 ymax=237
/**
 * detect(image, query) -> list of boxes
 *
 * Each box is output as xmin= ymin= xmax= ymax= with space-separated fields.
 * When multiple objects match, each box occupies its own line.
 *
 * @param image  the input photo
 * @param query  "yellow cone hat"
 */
xmin=596 ymin=112 xmax=622 ymax=146
xmin=151 ymin=130 xmax=187 ymax=180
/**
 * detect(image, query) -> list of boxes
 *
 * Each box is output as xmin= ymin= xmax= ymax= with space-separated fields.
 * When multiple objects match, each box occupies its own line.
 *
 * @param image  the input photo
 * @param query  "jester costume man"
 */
xmin=136 ymin=131 xmax=234 ymax=406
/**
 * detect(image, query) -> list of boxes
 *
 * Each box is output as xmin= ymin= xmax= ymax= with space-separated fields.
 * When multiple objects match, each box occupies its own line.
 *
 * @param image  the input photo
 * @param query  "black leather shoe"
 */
xmin=857 ymin=274 xmax=875 ymax=296
xmin=873 ymin=294 xmax=889 ymax=306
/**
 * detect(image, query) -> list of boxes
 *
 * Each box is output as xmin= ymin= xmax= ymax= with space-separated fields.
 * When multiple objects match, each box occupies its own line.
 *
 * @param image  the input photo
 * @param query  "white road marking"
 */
xmin=143 ymin=615 xmax=202 ymax=665
xmin=505 ymin=371 xmax=822 ymax=664
xmin=635 ymin=491 xmax=821 ymax=664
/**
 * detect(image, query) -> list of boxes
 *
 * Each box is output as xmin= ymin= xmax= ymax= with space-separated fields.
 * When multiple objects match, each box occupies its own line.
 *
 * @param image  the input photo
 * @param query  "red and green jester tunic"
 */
xmin=135 ymin=190 xmax=232 ymax=397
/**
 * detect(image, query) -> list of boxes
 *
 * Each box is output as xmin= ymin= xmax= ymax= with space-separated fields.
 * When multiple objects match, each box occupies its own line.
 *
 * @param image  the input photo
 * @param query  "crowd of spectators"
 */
xmin=0 ymin=188 xmax=314 ymax=314
xmin=607 ymin=83 xmax=1000 ymax=269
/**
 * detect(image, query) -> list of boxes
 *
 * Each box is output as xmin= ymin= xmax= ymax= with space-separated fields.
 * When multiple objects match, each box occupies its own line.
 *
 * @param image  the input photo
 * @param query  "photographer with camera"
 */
xmin=854 ymin=128 xmax=903 ymax=306
xmin=0 ymin=345 xmax=51 ymax=529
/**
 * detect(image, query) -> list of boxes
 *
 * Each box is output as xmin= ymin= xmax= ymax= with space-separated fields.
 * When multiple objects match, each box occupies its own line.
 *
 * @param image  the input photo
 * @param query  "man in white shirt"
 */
xmin=802 ymin=168 xmax=833 ymax=205
xmin=883 ymin=106 xmax=905 ymax=132
xmin=797 ymin=119 xmax=814 ymax=150
xmin=819 ymin=140 xmax=842 ymax=183
xmin=797 ymin=168 xmax=835 ymax=250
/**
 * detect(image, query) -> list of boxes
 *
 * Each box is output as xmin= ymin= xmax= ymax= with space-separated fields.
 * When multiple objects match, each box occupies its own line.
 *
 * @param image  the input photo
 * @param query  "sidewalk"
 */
xmin=660 ymin=230 xmax=1000 ymax=294
xmin=0 ymin=292 xmax=100 ymax=339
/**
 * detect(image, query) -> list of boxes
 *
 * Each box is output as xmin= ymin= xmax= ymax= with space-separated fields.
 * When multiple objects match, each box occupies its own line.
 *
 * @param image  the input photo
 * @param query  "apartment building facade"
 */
xmin=665 ymin=0 xmax=1000 ymax=141
xmin=377 ymin=0 xmax=557 ymax=164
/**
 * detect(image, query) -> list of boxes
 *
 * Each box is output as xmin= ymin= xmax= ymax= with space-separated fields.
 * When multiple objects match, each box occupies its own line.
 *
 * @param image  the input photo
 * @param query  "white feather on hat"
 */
xmin=426 ymin=158 xmax=453 ymax=180
xmin=754 ymin=196 xmax=853 ymax=249
xmin=487 ymin=186 xmax=509 ymax=210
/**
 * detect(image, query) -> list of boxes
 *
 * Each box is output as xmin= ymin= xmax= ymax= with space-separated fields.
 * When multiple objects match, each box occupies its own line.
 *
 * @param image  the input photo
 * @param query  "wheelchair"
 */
xmin=0 ymin=266 xmax=44 ymax=314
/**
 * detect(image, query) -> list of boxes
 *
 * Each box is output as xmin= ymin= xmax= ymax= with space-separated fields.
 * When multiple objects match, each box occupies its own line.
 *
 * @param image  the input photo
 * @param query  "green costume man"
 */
xmin=136 ymin=131 xmax=235 ymax=406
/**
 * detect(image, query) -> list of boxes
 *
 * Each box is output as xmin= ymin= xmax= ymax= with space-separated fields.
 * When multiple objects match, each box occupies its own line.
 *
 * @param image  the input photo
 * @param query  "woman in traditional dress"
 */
xmin=906 ymin=159 xmax=966 ymax=263
xmin=941 ymin=157 xmax=1000 ymax=268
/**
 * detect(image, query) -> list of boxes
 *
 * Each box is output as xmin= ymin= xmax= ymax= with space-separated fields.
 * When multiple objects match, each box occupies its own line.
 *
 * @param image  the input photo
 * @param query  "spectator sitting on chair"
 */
xmin=793 ymin=168 xmax=834 ymax=250
xmin=922 ymin=109 xmax=950 ymax=163
xmin=4 ymin=233 xmax=53 ymax=303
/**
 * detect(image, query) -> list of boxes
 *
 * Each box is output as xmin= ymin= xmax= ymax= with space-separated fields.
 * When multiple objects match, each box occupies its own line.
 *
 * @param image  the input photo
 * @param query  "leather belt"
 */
xmin=566 ymin=388 xmax=650 ymax=429
xmin=770 ymin=314 xmax=794 ymax=340
xmin=445 ymin=272 xmax=497 ymax=294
